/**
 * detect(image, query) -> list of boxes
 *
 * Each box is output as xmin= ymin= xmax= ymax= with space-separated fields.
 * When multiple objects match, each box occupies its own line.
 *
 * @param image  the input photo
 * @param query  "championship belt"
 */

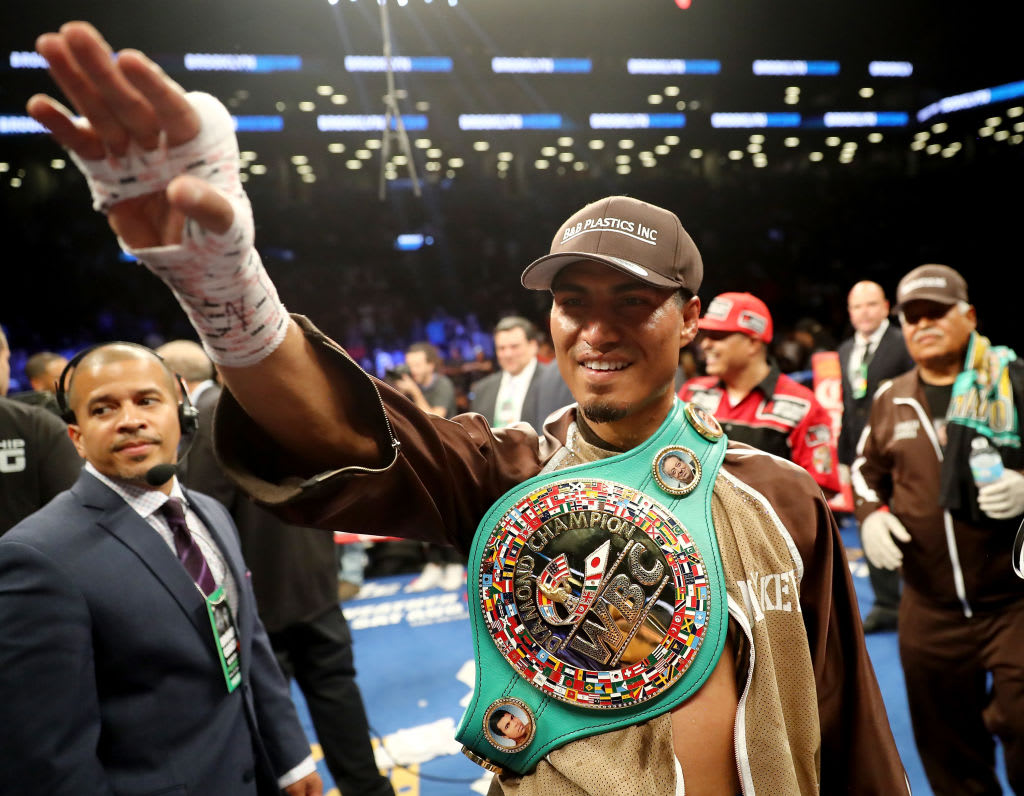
xmin=457 ymin=399 xmax=728 ymax=776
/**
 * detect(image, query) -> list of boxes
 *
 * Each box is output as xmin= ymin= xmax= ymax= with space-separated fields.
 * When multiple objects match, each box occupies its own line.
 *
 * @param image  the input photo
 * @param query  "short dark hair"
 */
xmin=488 ymin=709 xmax=512 ymax=738
xmin=25 ymin=351 xmax=66 ymax=381
xmin=494 ymin=316 xmax=538 ymax=342
xmin=406 ymin=341 xmax=442 ymax=367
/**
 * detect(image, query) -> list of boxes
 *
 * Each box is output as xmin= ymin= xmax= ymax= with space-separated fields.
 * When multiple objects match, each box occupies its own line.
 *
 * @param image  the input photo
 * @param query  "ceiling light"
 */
xmin=573 ymin=162 xmax=586 ymax=171
xmin=785 ymin=86 xmax=800 ymax=94
xmin=301 ymin=173 xmax=316 ymax=183
xmin=616 ymin=165 xmax=631 ymax=175
xmin=747 ymin=143 xmax=762 ymax=154
xmin=414 ymin=138 xmax=431 ymax=148
xmin=618 ymin=139 xmax=635 ymax=149
xmin=448 ymin=157 xmax=464 ymax=167
xmin=473 ymin=141 xmax=490 ymax=151
xmin=497 ymin=161 xmax=509 ymax=171
xmin=986 ymin=116 xmax=1002 ymax=127
xmin=498 ymin=151 xmax=514 ymax=161
xmin=239 ymin=172 xmax=249 ymax=183
xmin=328 ymin=143 xmax=345 ymax=153
xmin=910 ymin=140 xmax=926 ymax=151
xmin=648 ymin=95 xmax=663 ymax=105
xmin=250 ymin=164 xmax=267 ymax=175
xmin=654 ymin=144 xmax=670 ymax=155
xmin=298 ymin=101 xmax=316 ymax=112
xmin=868 ymin=133 xmax=883 ymax=143
xmin=588 ymin=140 xmax=605 ymax=150
xmin=994 ymin=129 xmax=1010 ymax=141
xmin=415 ymin=101 xmax=430 ymax=111
xmin=1011 ymin=135 xmax=1023 ymax=144
xmin=541 ymin=146 xmax=557 ymax=157
xmin=558 ymin=152 xmax=574 ymax=162
xmin=825 ymin=136 xmax=840 ymax=147
xmin=240 ymin=151 xmax=257 ymax=160
xmin=749 ymin=134 xmax=765 ymax=144
xmin=809 ymin=151 xmax=823 ymax=161
xmin=275 ymin=101 xmax=286 ymax=111
xmin=979 ymin=127 xmax=994 ymax=137
xmin=426 ymin=148 xmax=442 ymax=158
xmin=535 ymin=159 xmax=550 ymax=169
xmin=941 ymin=148 xmax=956 ymax=158
xmin=291 ymin=155 xmax=308 ymax=165
xmin=425 ymin=161 xmax=441 ymax=172
xmin=664 ymin=135 xmax=680 ymax=146
xmin=356 ymin=149 xmax=372 ymax=159
xmin=784 ymin=137 xmax=799 ymax=147
xmin=664 ymin=86 xmax=680 ymax=97
xmin=858 ymin=87 xmax=874 ymax=98
xmin=689 ymin=148 xmax=703 ymax=158
xmin=914 ymin=131 xmax=930 ymax=141
xmin=615 ymin=155 xmax=631 ymax=165
xmin=557 ymin=137 xmax=574 ymax=147
xmin=366 ymin=139 xmax=382 ymax=149
xmin=931 ymin=122 xmax=947 ymax=134
xmin=316 ymin=85 xmax=333 ymax=95
xmin=331 ymin=94 xmax=348 ymax=105
xmin=10 ymin=177 xmax=22 ymax=188
xmin=676 ymin=101 xmax=686 ymax=110
xmin=392 ymin=155 xmax=408 ymax=166
xmin=346 ymin=160 xmax=362 ymax=169
xmin=297 ymin=164 xmax=313 ymax=174
xmin=926 ymin=143 xmax=941 ymax=154
xmin=1015 ymin=122 xmax=1024 ymax=133
xmin=728 ymin=150 xmax=743 ymax=160
xmin=784 ymin=95 xmax=799 ymax=105
xmin=50 ymin=158 xmax=65 ymax=169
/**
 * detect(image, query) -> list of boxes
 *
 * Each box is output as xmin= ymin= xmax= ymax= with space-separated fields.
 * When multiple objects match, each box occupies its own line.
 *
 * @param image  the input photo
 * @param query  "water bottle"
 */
xmin=969 ymin=436 xmax=1004 ymax=486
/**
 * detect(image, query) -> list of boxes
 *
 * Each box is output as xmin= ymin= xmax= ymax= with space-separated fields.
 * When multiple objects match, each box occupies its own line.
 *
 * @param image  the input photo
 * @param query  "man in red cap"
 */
xmin=678 ymin=292 xmax=841 ymax=495
xmin=26 ymin=22 xmax=907 ymax=796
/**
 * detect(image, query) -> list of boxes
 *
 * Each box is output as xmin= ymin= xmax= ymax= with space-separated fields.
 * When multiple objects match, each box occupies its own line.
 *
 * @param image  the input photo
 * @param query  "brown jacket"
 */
xmin=214 ymin=316 xmax=907 ymax=794
xmin=852 ymin=369 xmax=1024 ymax=613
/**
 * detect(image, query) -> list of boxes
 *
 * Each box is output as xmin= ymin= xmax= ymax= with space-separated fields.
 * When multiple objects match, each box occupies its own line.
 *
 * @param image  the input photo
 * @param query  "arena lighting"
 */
xmin=589 ymin=113 xmax=686 ymax=129
xmin=822 ymin=112 xmax=908 ymax=127
xmin=627 ymin=59 xmax=720 ymax=75
xmin=917 ymin=79 xmax=1024 ymax=122
xmin=869 ymin=61 xmax=913 ymax=77
xmin=711 ymin=112 xmax=801 ymax=128
xmin=184 ymin=54 xmax=302 ymax=72
xmin=233 ymin=116 xmax=284 ymax=132
xmin=458 ymin=114 xmax=562 ymax=130
xmin=344 ymin=55 xmax=452 ymax=72
xmin=9 ymin=51 xmax=47 ymax=68
xmin=395 ymin=234 xmax=433 ymax=251
xmin=0 ymin=116 xmax=48 ymax=134
xmin=317 ymin=114 xmax=429 ymax=131
xmin=753 ymin=60 xmax=840 ymax=76
xmin=491 ymin=57 xmax=591 ymax=73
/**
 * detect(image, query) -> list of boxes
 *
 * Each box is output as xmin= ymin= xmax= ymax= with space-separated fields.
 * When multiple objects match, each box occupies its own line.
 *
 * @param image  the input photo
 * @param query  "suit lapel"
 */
xmin=74 ymin=473 xmax=213 ymax=641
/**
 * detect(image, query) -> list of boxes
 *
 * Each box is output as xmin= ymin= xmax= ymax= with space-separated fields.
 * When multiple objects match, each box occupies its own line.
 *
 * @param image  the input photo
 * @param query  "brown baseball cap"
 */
xmin=520 ymin=195 xmax=703 ymax=292
xmin=896 ymin=264 xmax=969 ymax=308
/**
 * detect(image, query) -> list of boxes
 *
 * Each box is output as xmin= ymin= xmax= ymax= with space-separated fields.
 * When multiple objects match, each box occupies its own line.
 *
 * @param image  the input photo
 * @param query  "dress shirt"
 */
xmin=848 ymin=319 xmax=890 ymax=378
xmin=493 ymin=357 xmax=538 ymax=427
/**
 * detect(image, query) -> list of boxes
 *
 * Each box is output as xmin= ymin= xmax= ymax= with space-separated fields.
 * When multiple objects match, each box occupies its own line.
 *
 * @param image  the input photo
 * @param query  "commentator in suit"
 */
xmin=838 ymin=281 xmax=915 ymax=633
xmin=0 ymin=343 xmax=320 ymax=796
xmin=470 ymin=316 xmax=573 ymax=433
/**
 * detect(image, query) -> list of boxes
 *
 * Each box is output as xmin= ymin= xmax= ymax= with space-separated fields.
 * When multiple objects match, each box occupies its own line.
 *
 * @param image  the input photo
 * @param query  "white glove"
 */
xmin=978 ymin=470 xmax=1024 ymax=520
xmin=860 ymin=510 xmax=911 ymax=570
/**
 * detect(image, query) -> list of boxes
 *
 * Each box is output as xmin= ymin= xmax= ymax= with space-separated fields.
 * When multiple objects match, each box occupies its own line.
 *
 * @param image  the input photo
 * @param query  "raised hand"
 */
xmin=26 ymin=21 xmax=233 ymax=248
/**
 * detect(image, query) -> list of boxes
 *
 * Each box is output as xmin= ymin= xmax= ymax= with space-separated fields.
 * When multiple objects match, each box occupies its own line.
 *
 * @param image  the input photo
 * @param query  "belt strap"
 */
xmin=457 ymin=399 xmax=728 ymax=775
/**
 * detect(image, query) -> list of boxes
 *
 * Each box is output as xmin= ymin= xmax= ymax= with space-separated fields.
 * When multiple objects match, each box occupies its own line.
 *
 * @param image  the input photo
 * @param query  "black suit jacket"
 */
xmin=180 ymin=384 xmax=338 ymax=632
xmin=837 ymin=322 xmax=915 ymax=465
xmin=469 ymin=360 xmax=574 ymax=434
xmin=0 ymin=471 xmax=311 ymax=795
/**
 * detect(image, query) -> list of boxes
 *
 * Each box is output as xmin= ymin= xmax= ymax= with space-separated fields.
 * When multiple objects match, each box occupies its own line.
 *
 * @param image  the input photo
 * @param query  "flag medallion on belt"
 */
xmin=478 ymin=479 xmax=712 ymax=710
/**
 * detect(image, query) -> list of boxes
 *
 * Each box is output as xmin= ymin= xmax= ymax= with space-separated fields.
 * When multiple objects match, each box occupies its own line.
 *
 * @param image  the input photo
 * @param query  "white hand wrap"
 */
xmin=71 ymin=91 xmax=289 ymax=368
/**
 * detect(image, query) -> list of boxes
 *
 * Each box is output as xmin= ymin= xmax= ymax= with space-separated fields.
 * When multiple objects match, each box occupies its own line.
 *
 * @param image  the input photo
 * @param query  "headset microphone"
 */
xmin=145 ymin=463 xmax=178 ymax=486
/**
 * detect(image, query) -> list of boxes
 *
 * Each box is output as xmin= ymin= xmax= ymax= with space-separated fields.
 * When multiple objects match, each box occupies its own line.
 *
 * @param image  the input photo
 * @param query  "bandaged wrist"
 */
xmin=109 ymin=92 xmax=288 ymax=367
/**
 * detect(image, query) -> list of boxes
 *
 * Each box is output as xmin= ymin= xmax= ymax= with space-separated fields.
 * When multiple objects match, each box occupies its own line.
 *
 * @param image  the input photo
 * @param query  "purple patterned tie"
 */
xmin=161 ymin=498 xmax=217 ymax=596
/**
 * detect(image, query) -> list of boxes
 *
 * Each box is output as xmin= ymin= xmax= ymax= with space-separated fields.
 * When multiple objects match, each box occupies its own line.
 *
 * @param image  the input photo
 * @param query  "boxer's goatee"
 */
xmin=580 ymin=402 xmax=629 ymax=424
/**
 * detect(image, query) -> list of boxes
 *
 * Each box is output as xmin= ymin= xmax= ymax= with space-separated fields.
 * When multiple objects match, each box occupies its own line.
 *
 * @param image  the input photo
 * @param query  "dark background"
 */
xmin=1 ymin=0 xmax=1021 ymax=380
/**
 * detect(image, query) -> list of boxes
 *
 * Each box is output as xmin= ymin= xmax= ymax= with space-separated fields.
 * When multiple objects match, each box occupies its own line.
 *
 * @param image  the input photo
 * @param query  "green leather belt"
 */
xmin=456 ymin=399 xmax=728 ymax=776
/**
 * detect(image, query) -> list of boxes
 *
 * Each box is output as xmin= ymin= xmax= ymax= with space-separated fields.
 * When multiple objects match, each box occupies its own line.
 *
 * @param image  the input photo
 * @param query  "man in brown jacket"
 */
xmin=854 ymin=263 xmax=1024 ymax=795
xmin=29 ymin=21 xmax=907 ymax=794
